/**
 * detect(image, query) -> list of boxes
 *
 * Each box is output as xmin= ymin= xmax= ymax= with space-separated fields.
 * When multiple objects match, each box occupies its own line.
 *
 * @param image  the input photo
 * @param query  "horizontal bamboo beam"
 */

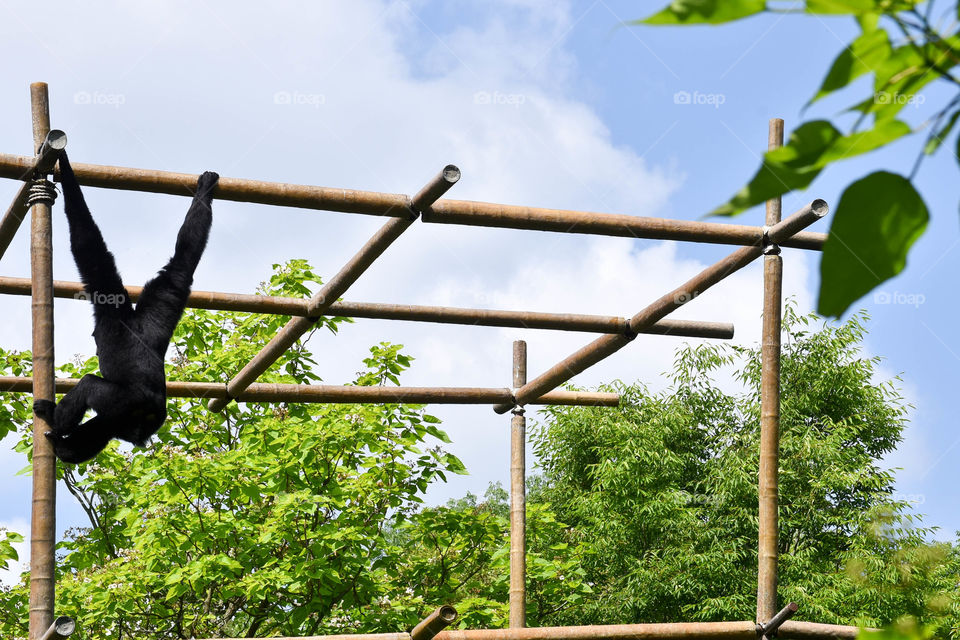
xmin=194 ymin=619 xmax=862 ymax=640
xmin=0 ymin=152 xmax=826 ymax=250
xmin=0 ymin=376 xmax=618 ymax=407
xmin=0 ymin=131 xmax=66 ymax=261
xmin=493 ymin=200 xmax=828 ymax=414
xmin=0 ymin=276 xmax=735 ymax=339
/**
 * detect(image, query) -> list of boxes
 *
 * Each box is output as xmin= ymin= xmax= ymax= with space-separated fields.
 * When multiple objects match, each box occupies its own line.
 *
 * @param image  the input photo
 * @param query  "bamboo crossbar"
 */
xmin=195 ymin=619 xmax=863 ymax=640
xmin=0 ymin=376 xmax=618 ymax=406
xmin=493 ymin=200 xmax=828 ymax=414
xmin=0 ymin=276 xmax=735 ymax=338
xmin=0 ymin=152 xmax=826 ymax=250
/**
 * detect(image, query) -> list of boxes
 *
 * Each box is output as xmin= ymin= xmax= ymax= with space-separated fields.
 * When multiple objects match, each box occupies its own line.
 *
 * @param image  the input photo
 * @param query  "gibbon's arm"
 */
xmin=57 ymin=151 xmax=130 ymax=305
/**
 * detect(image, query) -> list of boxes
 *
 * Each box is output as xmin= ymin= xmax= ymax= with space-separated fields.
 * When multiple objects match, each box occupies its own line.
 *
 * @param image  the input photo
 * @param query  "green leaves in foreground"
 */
xmin=710 ymin=119 xmax=910 ymax=217
xmin=637 ymin=0 xmax=765 ymax=25
xmin=818 ymin=171 xmax=928 ymax=318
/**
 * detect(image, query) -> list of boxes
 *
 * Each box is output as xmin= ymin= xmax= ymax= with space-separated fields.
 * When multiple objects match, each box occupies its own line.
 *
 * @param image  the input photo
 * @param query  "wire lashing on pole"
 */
xmin=26 ymin=180 xmax=57 ymax=208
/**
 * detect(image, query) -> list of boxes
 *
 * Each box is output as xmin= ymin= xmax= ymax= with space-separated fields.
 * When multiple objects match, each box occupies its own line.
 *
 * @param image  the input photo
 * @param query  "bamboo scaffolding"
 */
xmin=0 ymin=376 xmax=618 ymax=407
xmin=28 ymin=82 xmax=57 ymax=640
xmin=0 ymin=275 xmax=735 ymax=338
xmin=0 ymin=130 xmax=66 ymax=261
xmin=0 ymin=152 xmax=826 ymax=250
xmin=493 ymin=200 xmax=828 ymax=414
xmin=1 ymin=89 xmax=868 ymax=640
xmin=206 ymin=166 xmax=461 ymax=412
xmin=757 ymin=119 xmax=784 ymax=622
xmin=196 ymin=619 xmax=862 ymax=640
xmin=509 ymin=340 xmax=527 ymax=628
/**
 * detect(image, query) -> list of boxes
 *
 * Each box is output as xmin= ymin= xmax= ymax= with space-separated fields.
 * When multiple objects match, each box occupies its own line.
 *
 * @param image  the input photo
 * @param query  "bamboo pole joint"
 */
xmin=757 ymin=602 xmax=798 ymax=639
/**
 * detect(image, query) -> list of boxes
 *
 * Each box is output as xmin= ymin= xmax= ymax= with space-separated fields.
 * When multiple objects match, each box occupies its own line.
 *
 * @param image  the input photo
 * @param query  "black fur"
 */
xmin=33 ymin=151 xmax=218 ymax=463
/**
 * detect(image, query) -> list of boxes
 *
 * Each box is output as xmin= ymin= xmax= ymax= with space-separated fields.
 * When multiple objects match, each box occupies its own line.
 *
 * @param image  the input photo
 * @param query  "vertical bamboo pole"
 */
xmin=509 ymin=340 xmax=527 ymax=628
xmin=757 ymin=118 xmax=783 ymax=623
xmin=28 ymin=82 xmax=57 ymax=640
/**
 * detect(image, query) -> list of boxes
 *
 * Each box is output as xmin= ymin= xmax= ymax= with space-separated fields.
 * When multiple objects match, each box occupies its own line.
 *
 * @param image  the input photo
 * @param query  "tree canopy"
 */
xmin=0 ymin=264 xmax=955 ymax=639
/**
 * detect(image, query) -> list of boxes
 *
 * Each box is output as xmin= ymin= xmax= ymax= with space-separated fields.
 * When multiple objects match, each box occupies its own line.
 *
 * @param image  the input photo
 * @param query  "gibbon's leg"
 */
xmin=45 ymin=415 xmax=117 ymax=464
xmin=39 ymin=374 xmax=122 ymax=436
xmin=136 ymin=171 xmax=218 ymax=352
xmin=56 ymin=151 xmax=133 ymax=321
xmin=41 ymin=375 xmax=139 ymax=463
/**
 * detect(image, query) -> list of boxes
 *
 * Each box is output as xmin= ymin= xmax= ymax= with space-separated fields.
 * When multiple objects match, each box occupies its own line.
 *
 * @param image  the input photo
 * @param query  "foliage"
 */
xmin=0 ymin=261 xmax=470 ymax=639
xmin=531 ymin=307 xmax=960 ymax=633
xmin=636 ymin=1 xmax=960 ymax=316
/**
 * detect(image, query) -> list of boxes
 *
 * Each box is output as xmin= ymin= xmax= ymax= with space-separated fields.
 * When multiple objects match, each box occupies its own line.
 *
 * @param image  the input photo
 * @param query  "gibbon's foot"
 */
xmin=33 ymin=399 xmax=56 ymax=423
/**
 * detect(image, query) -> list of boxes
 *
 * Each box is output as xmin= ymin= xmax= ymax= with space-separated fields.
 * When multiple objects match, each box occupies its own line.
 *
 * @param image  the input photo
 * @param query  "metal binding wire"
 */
xmin=25 ymin=179 xmax=57 ymax=208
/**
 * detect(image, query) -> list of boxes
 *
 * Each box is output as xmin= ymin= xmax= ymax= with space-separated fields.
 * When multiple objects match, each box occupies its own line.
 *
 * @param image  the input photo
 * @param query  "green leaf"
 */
xmin=638 ymin=0 xmax=765 ymax=25
xmin=810 ymin=27 xmax=890 ymax=103
xmin=805 ymin=0 xmax=880 ymax=13
xmin=711 ymin=119 xmax=909 ymax=216
xmin=818 ymin=171 xmax=928 ymax=317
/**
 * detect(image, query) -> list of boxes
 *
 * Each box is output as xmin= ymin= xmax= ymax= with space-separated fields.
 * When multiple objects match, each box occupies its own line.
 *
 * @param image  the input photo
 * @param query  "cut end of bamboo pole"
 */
xmin=411 ymin=165 xmax=461 ymax=213
xmin=39 ymin=616 xmax=76 ymax=640
xmin=410 ymin=605 xmax=458 ymax=640
xmin=810 ymin=199 xmax=828 ymax=218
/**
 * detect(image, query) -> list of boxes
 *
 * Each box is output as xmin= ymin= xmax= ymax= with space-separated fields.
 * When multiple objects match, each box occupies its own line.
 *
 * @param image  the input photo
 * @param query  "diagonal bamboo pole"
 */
xmin=0 ymin=275 xmax=735 ymax=338
xmin=206 ymin=165 xmax=461 ymax=412
xmin=28 ymin=82 xmax=57 ymax=640
xmin=757 ymin=118 xmax=785 ymax=622
xmin=492 ymin=200 xmax=828 ymax=414
xmin=0 ymin=152 xmax=826 ymax=250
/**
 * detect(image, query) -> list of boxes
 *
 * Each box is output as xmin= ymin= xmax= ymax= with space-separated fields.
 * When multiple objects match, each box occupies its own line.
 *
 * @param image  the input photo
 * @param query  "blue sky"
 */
xmin=0 ymin=0 xmax=957 ymax=581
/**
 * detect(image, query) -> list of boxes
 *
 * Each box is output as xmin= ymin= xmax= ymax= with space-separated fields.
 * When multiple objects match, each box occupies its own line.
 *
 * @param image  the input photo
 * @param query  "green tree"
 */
xmin=530 ymin=308 xmax=960 ymax=634
xmin=0 ymin=261 xmax=470 ymax=639
xmin=638 ymin=1 xmax=959 ymax=317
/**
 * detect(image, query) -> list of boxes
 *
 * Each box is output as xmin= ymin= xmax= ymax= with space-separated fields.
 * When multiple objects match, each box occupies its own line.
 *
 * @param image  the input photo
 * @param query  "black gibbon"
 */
xmin=34 ymin=151 xmax=219 ymax=463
